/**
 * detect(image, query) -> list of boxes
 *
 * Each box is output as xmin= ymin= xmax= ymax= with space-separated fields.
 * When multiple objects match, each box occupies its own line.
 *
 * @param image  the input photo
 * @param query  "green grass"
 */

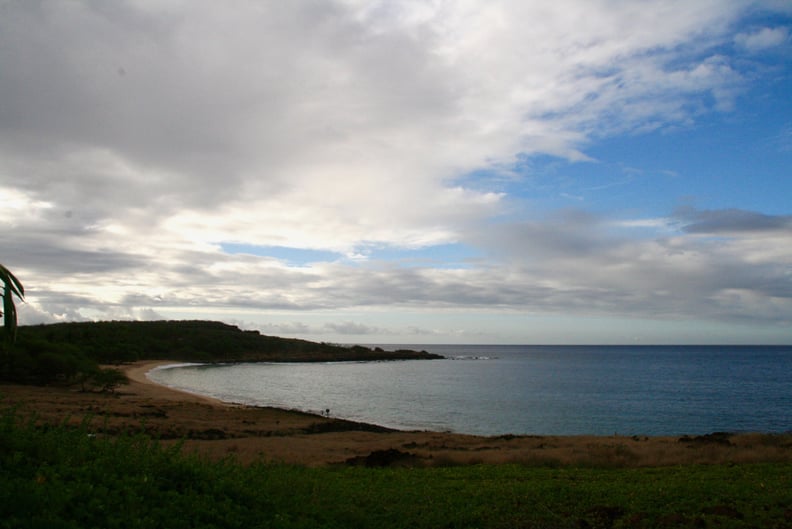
xmin=1 ymin=410 xmax=790 ymax=529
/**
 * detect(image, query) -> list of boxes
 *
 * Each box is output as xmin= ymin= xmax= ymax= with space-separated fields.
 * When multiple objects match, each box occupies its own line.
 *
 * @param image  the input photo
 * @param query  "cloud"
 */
xmin=13 ymin=205 xmax=792 ymax=331
xmin=255 ymin=321 xmax=315 ymax=336
xmin=462 ymin=207 xmax=792 ymax=323
xmin=323 ymin=321 xmax=384 ymax=335
xmin=1 ymin=1 xmax=790 ymax=338
xmin=675 ymin=207 xmax=792 ymax=233
xmin=735 ymin=26 xmax=789 ymax=51
xmin=1 ymin=1 xmax=762 ymax=243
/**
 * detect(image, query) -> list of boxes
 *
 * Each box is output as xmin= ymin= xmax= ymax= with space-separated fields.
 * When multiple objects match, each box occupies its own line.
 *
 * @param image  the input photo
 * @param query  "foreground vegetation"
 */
xmin=1 ymin=320 xmax=440 ymax=386
xmin=1 ymin=410 xmax=790 ymax=529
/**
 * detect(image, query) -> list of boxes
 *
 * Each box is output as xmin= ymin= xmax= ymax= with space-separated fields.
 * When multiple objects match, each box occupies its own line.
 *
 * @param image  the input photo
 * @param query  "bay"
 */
xmin=147 ymin=345 xmax=792 ymax=436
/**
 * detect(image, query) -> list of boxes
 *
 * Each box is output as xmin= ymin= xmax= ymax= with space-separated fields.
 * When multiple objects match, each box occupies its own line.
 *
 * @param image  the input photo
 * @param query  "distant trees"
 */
xmin=0 ymin=264 xmax=25 ymax=345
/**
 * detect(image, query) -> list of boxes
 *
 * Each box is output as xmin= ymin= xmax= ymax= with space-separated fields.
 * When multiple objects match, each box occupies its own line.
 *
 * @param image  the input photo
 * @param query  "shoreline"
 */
xmin=124 ymin=360 xmax=237 ymax=407
xmin=1 ymin=360 xmax=791 ymax=467
xmin=131 ymin=360 xmax=385 ymax=425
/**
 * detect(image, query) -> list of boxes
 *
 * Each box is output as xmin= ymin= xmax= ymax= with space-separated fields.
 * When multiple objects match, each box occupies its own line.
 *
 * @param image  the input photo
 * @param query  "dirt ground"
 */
xmin=2 ymin=360 xmax=790 ymax=467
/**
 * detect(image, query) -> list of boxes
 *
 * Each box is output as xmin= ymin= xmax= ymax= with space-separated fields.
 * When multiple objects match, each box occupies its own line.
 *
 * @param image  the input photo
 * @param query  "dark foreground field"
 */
xmin=2 ymin=407 xmax=791 ymax=529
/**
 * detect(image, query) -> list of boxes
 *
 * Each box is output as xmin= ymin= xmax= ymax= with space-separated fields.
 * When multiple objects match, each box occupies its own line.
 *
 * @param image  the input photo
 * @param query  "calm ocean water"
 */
xmin=147 ymin=345 xmax=792 ymax=436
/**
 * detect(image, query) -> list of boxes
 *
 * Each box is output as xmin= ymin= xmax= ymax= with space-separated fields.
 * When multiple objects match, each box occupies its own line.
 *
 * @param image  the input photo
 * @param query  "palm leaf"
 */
xmin=0 ymin=263 xmax=24 ymax=343
xmin=0 ymin=264 xmax=24 ymax=299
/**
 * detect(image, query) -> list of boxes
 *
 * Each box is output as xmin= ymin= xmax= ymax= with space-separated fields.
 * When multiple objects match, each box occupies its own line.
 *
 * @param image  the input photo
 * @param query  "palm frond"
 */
xmin=0 ymin=263 xmax=24 ymax=344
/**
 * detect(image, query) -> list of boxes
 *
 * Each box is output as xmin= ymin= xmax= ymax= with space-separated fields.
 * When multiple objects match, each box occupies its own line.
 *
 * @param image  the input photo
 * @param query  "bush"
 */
xmin=0 ymin=337 xmax=98 ymax=386
xmin=83 ymin=367 xmax=129 ymax=393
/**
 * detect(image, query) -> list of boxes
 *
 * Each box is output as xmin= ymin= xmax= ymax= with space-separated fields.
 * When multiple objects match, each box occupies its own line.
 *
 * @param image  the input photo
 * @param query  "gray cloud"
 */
xmin=1 ymin=236 xmax=144 ymax=276
xmin=323 ymin=321 xmax=384 ymax=335
xmin=2 ymin=2 xmax=791 ymax=340
xmin=675 ymin=207 xmax=792 ymax=233
xmin=8 ymin=205 xmax=792 ymax=329
xmin=255 ymin=321 xmax=314 ymax=336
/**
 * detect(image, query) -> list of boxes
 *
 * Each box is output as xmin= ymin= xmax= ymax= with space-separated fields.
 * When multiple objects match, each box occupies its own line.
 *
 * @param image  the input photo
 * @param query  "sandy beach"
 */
xmin=1 ymin=360 xmax=790 ymax=467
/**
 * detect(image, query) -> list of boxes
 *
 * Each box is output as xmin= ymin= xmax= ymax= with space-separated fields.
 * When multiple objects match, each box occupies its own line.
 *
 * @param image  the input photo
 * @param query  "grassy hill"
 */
xmin=19 ymin=320 xmax=441 ymax=363
xmin=2 ymin=320 xmax=440 ymax=386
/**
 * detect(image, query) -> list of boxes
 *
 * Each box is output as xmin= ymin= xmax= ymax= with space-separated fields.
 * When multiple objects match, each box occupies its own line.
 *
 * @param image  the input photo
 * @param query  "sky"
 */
xmin=1 ymin=0 xmax=791 ymax=345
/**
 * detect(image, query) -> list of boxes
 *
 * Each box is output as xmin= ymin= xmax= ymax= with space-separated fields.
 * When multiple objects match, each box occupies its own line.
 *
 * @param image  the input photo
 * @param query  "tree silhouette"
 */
xmin=0 ymin=264 xmax=25 ymax=344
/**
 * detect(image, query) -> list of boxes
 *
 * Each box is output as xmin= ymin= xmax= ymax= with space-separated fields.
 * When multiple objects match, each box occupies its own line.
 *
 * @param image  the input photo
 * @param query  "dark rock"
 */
xmin=678 ymin=432 xmax=733 ymax=445
xmin=188 ymin=428 xmax=228 ymax=440
xmin=345 ymin=448 xmax=418 ymax=467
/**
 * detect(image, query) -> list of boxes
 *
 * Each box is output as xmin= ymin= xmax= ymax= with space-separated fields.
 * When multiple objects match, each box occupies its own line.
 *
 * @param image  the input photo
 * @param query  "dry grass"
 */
xmin=406 ymin=432 xmax=792 ymax=468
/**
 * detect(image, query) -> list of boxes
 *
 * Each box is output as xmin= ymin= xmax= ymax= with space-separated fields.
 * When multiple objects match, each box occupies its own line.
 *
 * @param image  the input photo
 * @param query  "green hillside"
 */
xmin=2 ymin=320 xmax=440 ymax=386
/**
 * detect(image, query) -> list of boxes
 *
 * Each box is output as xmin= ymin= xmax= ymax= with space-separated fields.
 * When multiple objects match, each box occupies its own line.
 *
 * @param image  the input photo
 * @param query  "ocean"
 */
xmin=147 ymin=345 xmax=792 ymax=437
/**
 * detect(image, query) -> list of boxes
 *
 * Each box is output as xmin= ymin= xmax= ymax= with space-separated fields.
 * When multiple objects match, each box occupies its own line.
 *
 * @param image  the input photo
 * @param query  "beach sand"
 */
xmin=2 ymin=360 xmax=790 ymax=467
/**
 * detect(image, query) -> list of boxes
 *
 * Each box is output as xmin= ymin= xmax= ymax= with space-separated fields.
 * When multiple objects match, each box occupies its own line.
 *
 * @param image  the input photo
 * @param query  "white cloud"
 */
xmin=735 ymin=26 xmax=789 ymax=51
xmin=324 ymin=321 xmax=384 ymax=335
xmin=1 ymin=1 xmax=790 ymax=341
xmin=1 ymin=1 xmax=758 ymax=238
xmin=0 ymin=188 xmax=54 ymax=225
